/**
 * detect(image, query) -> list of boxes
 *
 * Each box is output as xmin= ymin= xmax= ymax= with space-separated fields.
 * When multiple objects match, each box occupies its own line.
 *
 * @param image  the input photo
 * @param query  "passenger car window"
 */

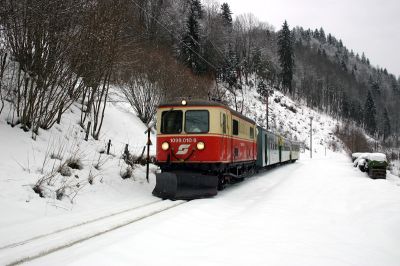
xmin=233 ymin=119 xmax=239 ymax=135
xmin=185 ymin=110 xmax=209 ymax=133
xmin=250 ymin=127 xmax=254 ymax=139
xmin=222 ymin=114 xmax=227 ymax=134
xmin=161 ymin=110 xmax=183 ymax=134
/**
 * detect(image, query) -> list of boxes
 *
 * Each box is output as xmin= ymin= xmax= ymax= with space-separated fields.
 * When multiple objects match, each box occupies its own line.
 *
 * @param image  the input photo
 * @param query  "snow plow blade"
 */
xmin=152 ymin=171 xmax=218 ymax=200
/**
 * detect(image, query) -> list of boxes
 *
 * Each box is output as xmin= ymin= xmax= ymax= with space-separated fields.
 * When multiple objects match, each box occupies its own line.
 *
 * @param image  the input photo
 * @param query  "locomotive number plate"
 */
xmin=170 ymin=138 xmax=197 ymax=143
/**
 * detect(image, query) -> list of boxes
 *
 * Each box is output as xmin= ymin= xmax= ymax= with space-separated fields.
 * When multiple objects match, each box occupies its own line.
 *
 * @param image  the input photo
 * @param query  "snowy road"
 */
xmin=26 ymin=152 xmax=400 ymax=266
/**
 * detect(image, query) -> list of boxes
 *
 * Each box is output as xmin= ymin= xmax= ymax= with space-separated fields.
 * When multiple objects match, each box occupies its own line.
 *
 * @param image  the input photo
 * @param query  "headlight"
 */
xmin=181 ymin=100 xmax=187 ymax=106
xmin=196 ymin=141 xmax=205 ymax=150
xmin=161 ymin=142 xmax=169 ymax=151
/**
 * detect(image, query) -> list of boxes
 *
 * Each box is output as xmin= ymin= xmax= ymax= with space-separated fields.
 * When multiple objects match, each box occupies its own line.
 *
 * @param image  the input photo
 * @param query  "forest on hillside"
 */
xmin=0 ymin=0 xmax=399 ymax=148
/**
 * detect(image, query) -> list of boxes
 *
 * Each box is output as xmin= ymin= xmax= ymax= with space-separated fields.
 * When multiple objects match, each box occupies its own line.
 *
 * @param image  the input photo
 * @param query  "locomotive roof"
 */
xmin=158 ymin=100 xmax=255 ymax=124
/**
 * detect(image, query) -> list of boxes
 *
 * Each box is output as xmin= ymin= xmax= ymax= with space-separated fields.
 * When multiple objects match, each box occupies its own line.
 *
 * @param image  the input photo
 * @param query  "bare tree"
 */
xmin=121 ymin=75 xmax=163 ymax=125
xmin=117 ymin=45 xmax=211 ymax=123
xmin=71 ymin=0 xmax=129 ymax=139
xmin=0 ymin=0 xmax=84 ymax=135
xmin=0 ymin=39 xmax=7 ymax=115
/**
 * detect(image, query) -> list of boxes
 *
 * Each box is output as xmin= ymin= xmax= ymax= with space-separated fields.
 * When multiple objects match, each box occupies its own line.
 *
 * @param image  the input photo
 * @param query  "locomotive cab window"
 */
xmin=161 ymin=110 xmax=183 ymax=134
xmin=232 ymin=119 xmax=239 ymax=135
xmin=185 ymin=110 xmax=209 ymax=133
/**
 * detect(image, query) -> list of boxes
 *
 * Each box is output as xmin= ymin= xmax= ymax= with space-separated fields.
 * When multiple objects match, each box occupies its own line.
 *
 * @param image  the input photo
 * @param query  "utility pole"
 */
xmin=266 ymin=90 xmax=269 ymax=130
xmin=145 ymin=127 xmax=152 ymax=183
xmin=310 ymin=116 xmax=313 ymax=158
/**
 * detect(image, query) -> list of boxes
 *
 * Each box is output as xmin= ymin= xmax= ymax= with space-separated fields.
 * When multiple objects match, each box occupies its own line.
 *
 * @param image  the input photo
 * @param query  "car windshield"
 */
xmin=161 ymin=110 xmax=183 ymax=134
xmin=185 ymin=110 xmax=209 ymax=133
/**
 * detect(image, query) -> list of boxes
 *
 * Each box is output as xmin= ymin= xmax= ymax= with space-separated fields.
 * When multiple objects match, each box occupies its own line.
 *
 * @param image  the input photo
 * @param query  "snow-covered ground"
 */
xmin=390 ymin=159 xmax=400 ymax=177
xmin=0 ymin=89 xmax=158 ymax=251
xmin=23 ymin=151 xmax=400 ymax=266
xmin=1 ymin=83 xmax=400 ymax=265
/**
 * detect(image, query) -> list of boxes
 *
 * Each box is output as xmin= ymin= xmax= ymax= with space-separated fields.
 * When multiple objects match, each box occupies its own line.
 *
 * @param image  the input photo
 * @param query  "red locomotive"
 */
xmin=153 ymin=100 xmax=299 ymax=199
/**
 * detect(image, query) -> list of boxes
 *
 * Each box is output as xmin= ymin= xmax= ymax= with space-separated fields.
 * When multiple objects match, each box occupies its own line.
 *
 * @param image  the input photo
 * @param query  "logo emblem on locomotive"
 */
xmin=176 ymin=144 xmax=191 ymax=155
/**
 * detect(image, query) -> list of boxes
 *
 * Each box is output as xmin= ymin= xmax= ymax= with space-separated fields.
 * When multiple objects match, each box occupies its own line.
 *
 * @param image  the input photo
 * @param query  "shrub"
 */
xmin=59 ymin=165 xmax=72 ymax=177
xmin=67 ymin=157 xmax=83 ymax=170
xmin=335 ymin=123 xmax=372 ymax=154
xmin=120 ymin=166 xmax=134 ymax=179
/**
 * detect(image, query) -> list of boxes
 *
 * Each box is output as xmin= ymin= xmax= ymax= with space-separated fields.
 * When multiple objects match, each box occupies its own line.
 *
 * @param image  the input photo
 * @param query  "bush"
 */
xmin=67 ymin=157 xmax=83 ymax=170
xmin=120 ymin=166 xmax=134 ymax=179
xmin=335 ymin=123 xmax=372 ymax=154
xmin=59 ymin=165 xmax=72 ymax=177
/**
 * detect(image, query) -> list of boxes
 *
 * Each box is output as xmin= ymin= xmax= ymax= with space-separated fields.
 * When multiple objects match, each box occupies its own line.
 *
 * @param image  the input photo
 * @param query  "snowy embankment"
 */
xmin=390 ymin=160 xmax=400 ymax=177
xmin=226 ymin=78 xmax=340 ymax=154
xmin=26 ymin=151 xmax=400 ymax=266
xmin=1 ymin=82 xmax=400 ymax=265
xmin=0 ymin=88 xmax=158 ymax=249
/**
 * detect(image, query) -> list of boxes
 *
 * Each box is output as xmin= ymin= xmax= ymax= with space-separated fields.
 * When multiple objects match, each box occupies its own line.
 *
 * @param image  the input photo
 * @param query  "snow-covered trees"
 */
xmin=364 ymin=90 xmax=377 ymax=134
xmin=180 ymin=0 xmax=205 ymax=74
xmin=382 ymin=108 xmax=391 ymax=141
xmin=0 ymin=0 xmax=398 ymax=143
xmin=220 ymin=3 xmax=233 ymax=27
xmin=278 ymin=21 xmax=294 ymax=94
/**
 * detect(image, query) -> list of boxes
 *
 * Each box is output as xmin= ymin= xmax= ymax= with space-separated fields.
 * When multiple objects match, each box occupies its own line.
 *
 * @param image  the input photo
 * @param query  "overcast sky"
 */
xmin=224 ymin=0 xmax=400 ymax=78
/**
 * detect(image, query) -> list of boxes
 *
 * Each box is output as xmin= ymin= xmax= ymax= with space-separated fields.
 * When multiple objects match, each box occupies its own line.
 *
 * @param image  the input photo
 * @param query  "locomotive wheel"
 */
xmin=217 ymin=175 xmax=226 ymax=191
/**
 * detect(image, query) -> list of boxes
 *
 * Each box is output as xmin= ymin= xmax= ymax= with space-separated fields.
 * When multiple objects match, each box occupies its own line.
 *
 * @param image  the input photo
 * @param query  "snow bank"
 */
xmin=27 ymin=152 xmax=400 ymax=266
xmin=368 ymin=153 xmax=387 ymax=162
xmin=0 ymin=88 xmax=158 ymax=248
xmin=353 ymin=152 xmax=387 ymax=167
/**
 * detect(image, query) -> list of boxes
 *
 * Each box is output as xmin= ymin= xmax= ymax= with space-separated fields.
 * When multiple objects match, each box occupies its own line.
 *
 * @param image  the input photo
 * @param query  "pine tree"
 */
xmin=361 ymin=52 xmax=366 ymax=64
xmin=327 ymin=33 xmax=333 ymax=44
xmin=252 ymin=49 xmax=262 ymax=75
xmin=364 ymin=90 xmax=377 ymax=134
xmin=368 ymin=76 xmax=381 ymax=95
xmin=392 ymin=78 xmax=399 ymax=95
xmin=352 ymin=100 xmax=363 ymax=124
xmin=383 ymin=108 xmax=391 ymax=140
xmin=221 ymin=44 xmax=238 ymax=87
xmin=278 ymin=20 xmax=294 ymax=94
xmin=181 ymin=0 xmax=204 ymax=74
xmin=338 ymin=39 xmax=343 ymax=48
xmin=342 ymin=93 xmax=350 ymax=119
xmin=313 ymin=28 xmax=320 ymax=39
xmin=341 ymin=60 xmax=347 ymax=72
xmin=220 ymin=3 xmax=232 ymax=27
xmin=257 ymin=79 xmax=267 ymax=96
xmin=319 ymin=27 xmax=326 ymax=43
xmin=191 ymin=0 xmax=203 ymax=19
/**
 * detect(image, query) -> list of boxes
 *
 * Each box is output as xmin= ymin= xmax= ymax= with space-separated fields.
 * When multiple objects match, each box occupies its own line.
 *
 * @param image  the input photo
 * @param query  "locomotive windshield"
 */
xmin=161 ymin=110 xmax=183 ymax=134
xmin=185 ymin=110 xmax=209 ymax=133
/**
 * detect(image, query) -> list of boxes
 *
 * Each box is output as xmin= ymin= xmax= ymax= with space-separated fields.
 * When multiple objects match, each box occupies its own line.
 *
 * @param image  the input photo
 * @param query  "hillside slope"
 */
xmin=1 ymin=84 xmax=399 ymax=263
xmin=0 ymin=88 xmax=157 ymax=240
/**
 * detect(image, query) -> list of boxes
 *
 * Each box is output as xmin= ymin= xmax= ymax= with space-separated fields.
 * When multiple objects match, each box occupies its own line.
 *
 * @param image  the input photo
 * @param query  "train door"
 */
xmin=250 ymin=126 xmax=256 ymax=160
xmin=265 ymin=132 xmax=268 ymax=165
xmin=231 ymin=117 xmax=239 ymax=163
xmin=279 ymin=136 xmax=282 ymax=163
xmin=220 ymin=111 xmax=230 ymax=162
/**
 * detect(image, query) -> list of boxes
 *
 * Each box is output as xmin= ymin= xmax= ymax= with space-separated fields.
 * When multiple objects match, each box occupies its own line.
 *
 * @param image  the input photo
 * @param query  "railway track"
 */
xmin=0 ymin=199 xmax=186 ymax=266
